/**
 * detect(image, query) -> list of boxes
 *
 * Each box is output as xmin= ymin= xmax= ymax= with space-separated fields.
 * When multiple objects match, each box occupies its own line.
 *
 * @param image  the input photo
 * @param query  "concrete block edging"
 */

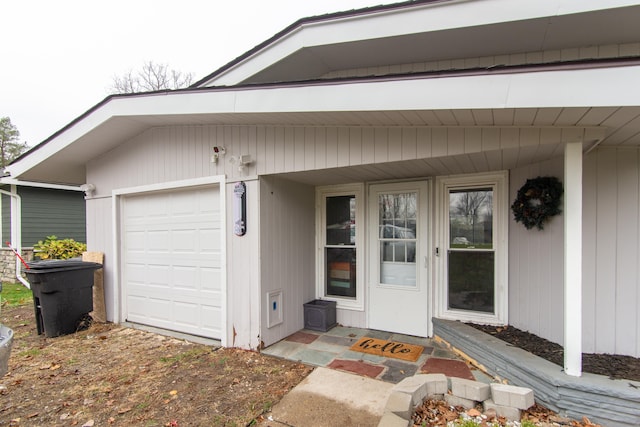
xmin=378 ymin=373 xmax=534 ymax=427
xmin=432 ymin=318 xmax=640 ymax=427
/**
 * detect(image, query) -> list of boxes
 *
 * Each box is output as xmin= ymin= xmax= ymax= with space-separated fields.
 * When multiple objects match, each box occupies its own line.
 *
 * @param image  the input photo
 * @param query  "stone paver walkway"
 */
xmin=261 ymin=326 xmax=492 ymax=384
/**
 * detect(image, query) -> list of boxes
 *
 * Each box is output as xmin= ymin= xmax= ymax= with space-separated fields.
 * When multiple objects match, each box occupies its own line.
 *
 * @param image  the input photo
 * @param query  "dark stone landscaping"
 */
xmin=468 ymin=323 xmax=640 ymax=382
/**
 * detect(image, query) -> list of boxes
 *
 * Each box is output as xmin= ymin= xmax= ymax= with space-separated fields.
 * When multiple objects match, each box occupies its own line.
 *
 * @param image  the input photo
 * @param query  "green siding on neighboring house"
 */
xmin=1 ymin=191 xmax=9 ymax=246
xmin=0 ymin=186 xmax=86 ymax=247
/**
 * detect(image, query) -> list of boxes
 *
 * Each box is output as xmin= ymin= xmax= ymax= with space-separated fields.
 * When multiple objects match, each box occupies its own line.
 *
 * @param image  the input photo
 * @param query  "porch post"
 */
xmin=564 ymin=142 xmax=582 ymax=377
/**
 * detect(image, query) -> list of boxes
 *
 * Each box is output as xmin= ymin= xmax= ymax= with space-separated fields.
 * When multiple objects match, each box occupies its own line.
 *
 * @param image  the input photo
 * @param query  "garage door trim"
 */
xmin=112 ymin=176 xmax=227 ymax=346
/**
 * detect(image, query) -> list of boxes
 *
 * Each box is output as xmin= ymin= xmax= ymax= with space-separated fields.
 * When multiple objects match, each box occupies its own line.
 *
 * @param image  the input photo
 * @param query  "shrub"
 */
xmin=33 ymin=235 xmax=87 ymax=260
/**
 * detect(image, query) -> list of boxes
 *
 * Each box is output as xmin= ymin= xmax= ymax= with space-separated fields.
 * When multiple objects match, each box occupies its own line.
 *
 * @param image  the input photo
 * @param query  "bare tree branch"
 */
xmin=109 ymin=61 xmax=194 ymax=94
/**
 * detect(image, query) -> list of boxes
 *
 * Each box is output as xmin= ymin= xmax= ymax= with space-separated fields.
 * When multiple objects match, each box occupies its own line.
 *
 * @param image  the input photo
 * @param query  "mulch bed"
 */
xmin=468 ymin=323 xmax=640 ymax=382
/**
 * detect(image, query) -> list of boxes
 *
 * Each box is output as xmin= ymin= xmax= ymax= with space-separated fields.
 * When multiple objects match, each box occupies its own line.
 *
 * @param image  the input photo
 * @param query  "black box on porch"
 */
xmin=303 ymin=299 xmax=337 ymax=332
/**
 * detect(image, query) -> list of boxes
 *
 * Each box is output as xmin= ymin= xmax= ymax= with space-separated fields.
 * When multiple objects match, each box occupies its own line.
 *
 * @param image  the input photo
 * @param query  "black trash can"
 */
xmin=25 ymin=260 xmax=102 ymax=338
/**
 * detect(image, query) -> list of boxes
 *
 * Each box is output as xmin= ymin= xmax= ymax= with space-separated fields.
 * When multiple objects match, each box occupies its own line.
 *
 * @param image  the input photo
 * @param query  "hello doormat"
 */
xmin=350 ymin=337 xmax=423 ymax=362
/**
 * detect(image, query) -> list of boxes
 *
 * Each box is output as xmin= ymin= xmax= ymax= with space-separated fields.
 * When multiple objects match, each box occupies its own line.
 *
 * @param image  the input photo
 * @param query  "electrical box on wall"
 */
xmin=267 ymin=290 xmax=283 ymax=328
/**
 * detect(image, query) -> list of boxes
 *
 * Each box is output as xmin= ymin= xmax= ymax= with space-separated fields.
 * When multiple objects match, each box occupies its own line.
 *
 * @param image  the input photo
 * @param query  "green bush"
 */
xmin=33 ymin=235 xmax=87 ymax=260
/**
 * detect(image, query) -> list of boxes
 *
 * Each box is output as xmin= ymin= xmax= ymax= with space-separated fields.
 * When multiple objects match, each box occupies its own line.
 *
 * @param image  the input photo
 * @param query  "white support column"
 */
xmin=564 ymin=142 xmax=583 ymax=377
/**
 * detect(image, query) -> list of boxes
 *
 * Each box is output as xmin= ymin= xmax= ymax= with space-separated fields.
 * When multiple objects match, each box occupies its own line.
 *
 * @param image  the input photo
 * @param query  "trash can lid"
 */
xmin=25 ymin=259 xmax=102 ymax=271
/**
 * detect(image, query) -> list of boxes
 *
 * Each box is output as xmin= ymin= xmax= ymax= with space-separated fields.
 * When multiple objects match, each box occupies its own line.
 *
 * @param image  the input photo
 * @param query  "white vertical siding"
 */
xmin=85 ymin=197 xmax=114 ymax=318
xmin=510 ymin=147 xmax=640 ymax=357
xmin=87 ymin=124 xmax=586 ymax=198
xmin=226 ymin=179 xmax=260 ymax=349
xmin=84 ymin=123 xmax=637 ymax=354
xmin=509 ymin=157 xmax=565 ymax=347
xmin=259 ymin=176 xmax=315 ymax=347
xmin=337 ymin=307 xmax=366 ymax=328
xmin=582 ymin=147 xmax=640 ymax=357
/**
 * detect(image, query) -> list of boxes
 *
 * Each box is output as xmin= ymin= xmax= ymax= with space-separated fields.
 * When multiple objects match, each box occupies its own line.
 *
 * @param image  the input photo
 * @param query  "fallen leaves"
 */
xmin=39 ymin=362 xmax=61 ymax=370
xmin=412 ymin=399 xmax=603 ymax=427
xmin=1 ymin=304 xmax=312 ymax=426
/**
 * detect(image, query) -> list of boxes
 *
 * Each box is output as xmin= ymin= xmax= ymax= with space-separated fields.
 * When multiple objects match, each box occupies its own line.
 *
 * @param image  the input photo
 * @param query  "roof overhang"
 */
xmin=196 ymin=0 xmax=640 ymax=86
xmin=8 ymin=63 xmax=640 ymax=185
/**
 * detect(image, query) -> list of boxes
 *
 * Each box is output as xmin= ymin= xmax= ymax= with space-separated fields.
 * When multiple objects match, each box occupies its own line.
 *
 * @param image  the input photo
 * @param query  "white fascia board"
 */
xmin=232 ymin=65 xmax=640 ymax=112
xmin=6 ymin=91 xmax=239 ymax=179
xmin=204 ymin=0 xmax=639 ymax=86
xmin=9 ymin=64 xmax=640 ymax=178
xmin=0 ymin=178 xmax=81 ymax=191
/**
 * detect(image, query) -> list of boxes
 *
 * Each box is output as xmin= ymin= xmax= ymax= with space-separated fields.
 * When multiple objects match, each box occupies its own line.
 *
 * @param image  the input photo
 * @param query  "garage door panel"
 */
xmin=126 ymin=262 xmax=148 ymax=283
xmin=147 ymin=230 xmax=171 ymax=250
xmin=200 ymin=268 xmax=222 ymax=291
xmin=126 ymin=231 xmax=147 ymax=251
xmin=127 ymin=296 xmax=171 ymax=320
xmin=173 ymin=267 xmax=199 ymax=289
xmin=148 ymin=264 xmax=172 ymax=286
xmin=122 ymin=185 xmax=222 ymax=340
xmin=200 ymin=229 xmax=221 ymax=252
xmin=173 ymin=230 xmax=199 ymax=253
xmin=173 ymin=302 xmax=204 ymax=327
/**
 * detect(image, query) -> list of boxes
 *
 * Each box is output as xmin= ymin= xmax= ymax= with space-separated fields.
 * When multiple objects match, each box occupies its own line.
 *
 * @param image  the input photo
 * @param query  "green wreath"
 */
xmin=511 ymin=176 xmax=563 ymax=230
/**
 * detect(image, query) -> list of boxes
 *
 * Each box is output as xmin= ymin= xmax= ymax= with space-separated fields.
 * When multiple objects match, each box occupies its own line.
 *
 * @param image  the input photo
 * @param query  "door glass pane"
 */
xmin=449 ymin=189 xmax=493 ymax=249
xmin=326 ymin=195 xmax=356 ymax=245
xmin=447 ymin=187 xmax=495 ymax=314
xmin=379 ymin=193 xmax=417 ymax=286
xmin=325 ymin=194 xmax=356 ymax=299
xmin=448 ymin=251 xmax=494 ymax=313
xmin=326 ymin=247 xmax=356 ymax=298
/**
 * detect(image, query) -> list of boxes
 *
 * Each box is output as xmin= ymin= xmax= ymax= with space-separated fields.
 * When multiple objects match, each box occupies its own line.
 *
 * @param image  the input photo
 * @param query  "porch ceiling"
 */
xmin=272 ymin=146 xmax=563 ymax=187
xmin=12 ymin=105 xmax=639 ymax=186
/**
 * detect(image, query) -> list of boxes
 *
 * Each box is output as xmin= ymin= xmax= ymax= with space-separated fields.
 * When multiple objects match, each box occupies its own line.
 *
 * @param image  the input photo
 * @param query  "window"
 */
xmin=436 ymin=172 xmax=508 ymax=325
xmin=317 ymin=184 xmax=364 ymax=310
xmin=378 ymin=192 xmax=418 ymax=286
xmin=325 ymin=195 xmax=356 ymax=297
xmin=448 ymin=188 xmax=494 ymax=313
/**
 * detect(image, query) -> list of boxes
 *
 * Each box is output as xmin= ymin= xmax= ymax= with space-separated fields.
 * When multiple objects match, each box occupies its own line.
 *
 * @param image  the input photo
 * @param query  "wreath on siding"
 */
xmin=511 ymin=176 xmax=563 ymax=230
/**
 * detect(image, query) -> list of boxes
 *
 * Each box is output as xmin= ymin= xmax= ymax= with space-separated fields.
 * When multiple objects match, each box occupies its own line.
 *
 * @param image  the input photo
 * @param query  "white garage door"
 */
xmin=122 ymin=185 xmax=223 ymax=339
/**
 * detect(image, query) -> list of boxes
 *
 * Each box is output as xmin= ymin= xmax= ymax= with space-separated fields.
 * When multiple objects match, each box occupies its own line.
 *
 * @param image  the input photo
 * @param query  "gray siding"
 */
xmin=20 ymin=187 xmax=86 ymax=247
xmin=0 ymin=186 xmax=85 ymax=247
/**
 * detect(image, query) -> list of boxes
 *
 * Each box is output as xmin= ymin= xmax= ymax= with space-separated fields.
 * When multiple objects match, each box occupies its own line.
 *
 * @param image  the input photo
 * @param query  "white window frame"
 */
xmin=316 ymin=184 xmax=365 ymax=311
xmin=435 ymin=171 xmax=508 ymax=325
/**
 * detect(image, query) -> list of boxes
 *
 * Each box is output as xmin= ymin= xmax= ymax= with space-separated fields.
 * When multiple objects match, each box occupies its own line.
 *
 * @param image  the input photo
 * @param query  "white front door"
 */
xmin=368 ymin=181 xmax=430 ymax=337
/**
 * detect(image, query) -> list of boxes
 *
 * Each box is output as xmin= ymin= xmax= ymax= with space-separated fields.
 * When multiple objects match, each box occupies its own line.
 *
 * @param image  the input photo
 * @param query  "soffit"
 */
xmin=11 ymin=105 xmax=639 ymax=186
xmin=10 ymin=63 xmax=640 ymax=185
xmin=205 ymin=3 xmax=640 ymax=86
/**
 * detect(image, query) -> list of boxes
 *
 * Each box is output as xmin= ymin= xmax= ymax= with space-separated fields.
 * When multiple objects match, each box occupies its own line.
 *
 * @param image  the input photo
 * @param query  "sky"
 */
xmin=1 ymin=0 xmax=387 ymax=148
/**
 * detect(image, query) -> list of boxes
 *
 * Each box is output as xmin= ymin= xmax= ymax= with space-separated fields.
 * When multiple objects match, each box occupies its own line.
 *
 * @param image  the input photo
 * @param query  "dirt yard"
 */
xmin=0 ymin=304 xmax=312 ymax=426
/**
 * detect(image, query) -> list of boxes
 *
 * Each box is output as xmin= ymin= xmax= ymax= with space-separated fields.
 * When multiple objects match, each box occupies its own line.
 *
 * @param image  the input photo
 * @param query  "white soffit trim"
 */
xmin=0 ymin=178 xmax=81 ymax=192
xmin=202 ymin=0 xmax=640 ymax=86
xmin=8 ymin=64 xmax=640 ymax=178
